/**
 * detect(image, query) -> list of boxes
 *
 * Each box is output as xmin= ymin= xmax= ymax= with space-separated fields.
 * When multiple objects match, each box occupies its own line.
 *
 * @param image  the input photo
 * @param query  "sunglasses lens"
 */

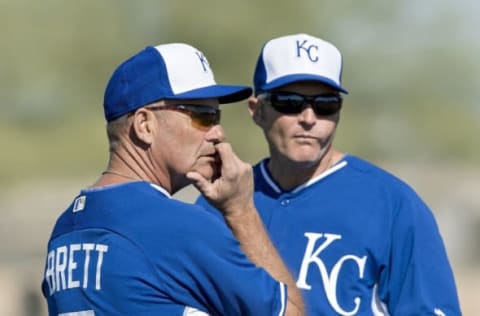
xmin=312 ymin=96 xmax=342 ymax=116
xmin=147 ymin=104 xmax=221 ymax=130
xmin=266 ymin=93 xmax=342 ymax=116
xmin=177 ymin=105 xmax=221 ymax=130
xmin=190 ymin=112 xmax=220 ymax=130
xmin=270 ymin=94 xmax=305 ymax=114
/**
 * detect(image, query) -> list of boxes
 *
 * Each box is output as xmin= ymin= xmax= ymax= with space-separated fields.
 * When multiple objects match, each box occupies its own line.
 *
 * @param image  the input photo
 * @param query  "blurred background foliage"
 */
xmin=0 ymin=0 xmax=478 ymax=187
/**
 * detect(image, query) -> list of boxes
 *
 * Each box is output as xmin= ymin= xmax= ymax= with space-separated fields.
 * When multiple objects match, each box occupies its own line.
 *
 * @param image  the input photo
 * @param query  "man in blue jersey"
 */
xmin=42 ymin=43 xmax=304 ymax=315
xmin=196 ymin=34 xmax=462 ymax=315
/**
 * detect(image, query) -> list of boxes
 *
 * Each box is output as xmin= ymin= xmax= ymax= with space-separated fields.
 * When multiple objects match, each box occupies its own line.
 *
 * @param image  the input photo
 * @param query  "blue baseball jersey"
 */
xmin=42 ymin=181 xmax=287 ymax=316
xmin=196 ymin=155 xmax=461 ymax=315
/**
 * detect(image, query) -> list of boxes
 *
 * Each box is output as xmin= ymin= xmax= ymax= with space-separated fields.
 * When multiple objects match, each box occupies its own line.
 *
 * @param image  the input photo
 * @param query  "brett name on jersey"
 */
xmin=44 ymin=243 xmax=109 ymax=296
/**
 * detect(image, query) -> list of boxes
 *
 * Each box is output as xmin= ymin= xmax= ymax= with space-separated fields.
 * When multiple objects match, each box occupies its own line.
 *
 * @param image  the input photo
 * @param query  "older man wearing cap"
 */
xmin=41 ymin=43 xmax=304 ymax=316
xmin=196 ymin=34 xmax=461 ymax=315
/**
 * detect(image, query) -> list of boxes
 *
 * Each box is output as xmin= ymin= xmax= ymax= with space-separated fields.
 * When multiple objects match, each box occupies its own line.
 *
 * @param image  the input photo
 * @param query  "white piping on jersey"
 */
xmin=260 ymin=160 xmax=348 ymax=194
xmin=183 ymin=306 xmax=210 ymax=316
xmin=182 ymin=306 xmax=210 ymax=316
xmin=434 ymin=308 xmax=446 ymax=316
xmin=150 ymin=183 xmax=172 ymax=198
xmin=371 ymin=284 xmax=390 ymax=316
xmin=82 ymin=182 xmax=133 ymax=192
xmin=81 ymin=181 xmax=172 ymax=198
xmin=278 ymin=282 xmax=287 ymax=316
xmin=59 ymin=311 xmax=95 ymax=316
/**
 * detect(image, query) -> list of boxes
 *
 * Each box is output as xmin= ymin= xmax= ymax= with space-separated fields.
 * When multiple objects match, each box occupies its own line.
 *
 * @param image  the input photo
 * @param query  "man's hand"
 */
xmin=188 ymin=142 xmax=305 ymax=315
xmin=187 ymin=142 xmax=254 ymax=216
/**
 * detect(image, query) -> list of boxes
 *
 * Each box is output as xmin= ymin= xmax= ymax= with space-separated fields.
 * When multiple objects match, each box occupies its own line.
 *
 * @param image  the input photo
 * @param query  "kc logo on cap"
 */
xmin=253 ymin=33 xmax=348 ymax=95
xmin=103 ymin=43 xmax=252 ymax=122
xmin=296 ymin=39 xmax=320 ymax=62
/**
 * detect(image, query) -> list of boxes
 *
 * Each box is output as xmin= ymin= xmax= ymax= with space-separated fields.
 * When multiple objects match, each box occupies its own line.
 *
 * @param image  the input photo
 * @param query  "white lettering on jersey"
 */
xmin=95 ymin=244 xmax=108 ymax=290
xmin=45 ymin=249 xmax=56 ymax=294
xmin=68 ymin=243 xmax=81 ymax=289
xmin=56 ymin=246 xmax=68 ymax=292
xmin=45 ymin=243 xmax=109 ymax=295
xmin=371 ymin=284 xmax=390 ymax=316
xmin=82 ymin=243 xmax=95 ymax=289
xmin=296 ymin=233 xmax=367 ymax=316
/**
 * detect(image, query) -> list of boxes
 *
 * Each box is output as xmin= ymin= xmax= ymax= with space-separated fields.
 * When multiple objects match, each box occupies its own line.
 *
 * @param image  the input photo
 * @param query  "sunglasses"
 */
xmin=258 ymin=92 xmax=343 ymax=116
xmin=147 ymin=104 xmax=221 ymax=130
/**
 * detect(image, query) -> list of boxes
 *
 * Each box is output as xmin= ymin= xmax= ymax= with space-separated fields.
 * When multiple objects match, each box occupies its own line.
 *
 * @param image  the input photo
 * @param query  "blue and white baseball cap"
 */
xmin=103 ymin=43 xmax=252 ymax=122
xmin=253 ymin=33 xmax=348 ymax=95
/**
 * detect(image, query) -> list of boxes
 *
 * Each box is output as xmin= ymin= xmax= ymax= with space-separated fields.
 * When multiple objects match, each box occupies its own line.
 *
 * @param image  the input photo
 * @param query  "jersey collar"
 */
xmin=259 ymin=157 xmax=348 ymax=194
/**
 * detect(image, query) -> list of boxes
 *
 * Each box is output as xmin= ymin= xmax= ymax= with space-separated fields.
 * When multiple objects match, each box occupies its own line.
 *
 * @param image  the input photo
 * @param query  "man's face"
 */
xmin=250 ymin=81 xmax=341 ymax=168
xmin=151 ymin=98 xmax=224 ymax=190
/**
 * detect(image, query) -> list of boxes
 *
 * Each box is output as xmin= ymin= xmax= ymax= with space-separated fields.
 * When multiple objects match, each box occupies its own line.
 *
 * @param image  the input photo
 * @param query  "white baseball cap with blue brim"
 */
xmin=104 ymin=43 xmax=252 ymax=122
xmin=253 ymin=33 xmax=348 ymax=95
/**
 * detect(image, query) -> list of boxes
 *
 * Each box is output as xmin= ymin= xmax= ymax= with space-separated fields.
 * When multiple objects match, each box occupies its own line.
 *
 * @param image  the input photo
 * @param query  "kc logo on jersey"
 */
xmin=295 ymin=40 xmax=319 ymax=62
xmin=296 ymin=233 xmax=367 ymax=316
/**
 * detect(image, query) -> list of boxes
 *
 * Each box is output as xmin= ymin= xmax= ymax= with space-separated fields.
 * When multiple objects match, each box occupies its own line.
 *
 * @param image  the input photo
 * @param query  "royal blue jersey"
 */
xmin=42 ymin=181 xmax=287 ymax=316
xmin=196 ymin=155 xmax=461 ymax=315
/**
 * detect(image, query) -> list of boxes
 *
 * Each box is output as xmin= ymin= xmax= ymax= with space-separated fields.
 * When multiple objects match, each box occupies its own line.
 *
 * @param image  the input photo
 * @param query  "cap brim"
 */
xmin=167 ymin=85 xmax=252 ymax=104
xmin=259 ymin=74 xmax=348 ymax=94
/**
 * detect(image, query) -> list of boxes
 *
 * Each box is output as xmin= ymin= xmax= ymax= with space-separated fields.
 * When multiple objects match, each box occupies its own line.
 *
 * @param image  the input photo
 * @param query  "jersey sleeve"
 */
xmin=194 ymin=195 xmax=223 ymax=219
xmin=377 ymin=187 xmax=462 ymax=315
xmin=146 ymin=202 xmax=287 ymax=316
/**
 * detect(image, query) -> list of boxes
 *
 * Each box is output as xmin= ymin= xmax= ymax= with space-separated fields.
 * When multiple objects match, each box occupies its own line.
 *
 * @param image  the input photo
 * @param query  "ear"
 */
xmin=248 ymin=97 xmax=263 ymax=126
xmin=131 ymin=108 xmax=156 ymax=145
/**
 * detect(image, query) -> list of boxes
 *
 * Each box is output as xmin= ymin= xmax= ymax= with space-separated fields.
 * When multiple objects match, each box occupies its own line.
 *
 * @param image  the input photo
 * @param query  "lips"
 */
xmin=199 ymin=152 xmax=221 ymax=180
xmin=198 ymin=150 xmax=220 ymax=166
xmin=201 ymin=150 xmax=217 ymax=159
xmin=199 ymin=155 xmax=216 ymax=163
xmin=294 ymin=134 xmax=317 ymax=139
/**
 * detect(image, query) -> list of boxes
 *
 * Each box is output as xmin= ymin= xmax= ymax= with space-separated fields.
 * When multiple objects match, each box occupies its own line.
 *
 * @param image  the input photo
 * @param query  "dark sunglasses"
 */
xmin=147 ymin=104 xmax=221 ymax=130
xmin=258 ymin=92 xmax=343 ymax=116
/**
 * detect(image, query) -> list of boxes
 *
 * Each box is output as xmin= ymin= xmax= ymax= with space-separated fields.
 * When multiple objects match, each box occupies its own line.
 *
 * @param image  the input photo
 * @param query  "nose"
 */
xmin=205 ymin=124 xmax=225 ymax=143
xmin=298 ymin=104 xmax=317 ymax=125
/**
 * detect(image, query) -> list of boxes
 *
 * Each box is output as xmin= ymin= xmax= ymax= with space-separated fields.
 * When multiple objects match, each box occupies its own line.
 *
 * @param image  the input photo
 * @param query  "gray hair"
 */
xmin=106 ymin=114 xmax=130 ymax=153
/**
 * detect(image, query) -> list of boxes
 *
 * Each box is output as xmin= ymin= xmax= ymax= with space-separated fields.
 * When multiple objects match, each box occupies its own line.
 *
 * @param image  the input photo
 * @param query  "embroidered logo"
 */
xmin=73 ymin=196 xmax=86 ymax=212
xmin=195 ymin=51 xmax=210 ymax=72
xmin=296 ymin=39 xmax=319 ymax=62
